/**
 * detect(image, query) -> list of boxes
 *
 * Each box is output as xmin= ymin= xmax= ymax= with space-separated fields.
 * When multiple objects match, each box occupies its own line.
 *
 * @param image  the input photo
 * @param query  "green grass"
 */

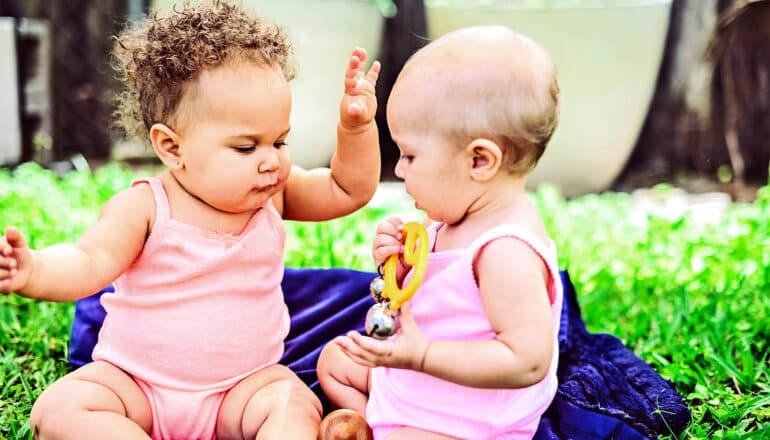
xmin=1 ymin=162 xmax=769 ymax=438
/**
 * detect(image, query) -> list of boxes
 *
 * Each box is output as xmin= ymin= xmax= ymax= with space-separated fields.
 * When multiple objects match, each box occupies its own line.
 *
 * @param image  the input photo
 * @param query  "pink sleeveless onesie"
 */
xmin=366 ymin=223 xmax=563 ymax=440
xmin=92 ymin=177 xmax=290 ymax=440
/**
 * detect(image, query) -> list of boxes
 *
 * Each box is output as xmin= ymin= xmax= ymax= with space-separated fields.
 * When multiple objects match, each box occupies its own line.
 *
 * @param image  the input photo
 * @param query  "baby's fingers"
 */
xmin=0 ymin=238 xmax=11 ymax=257
xmin=373 ymin=243 xmax=402 ymax=266
xmin=364 ymin=61 xmax=381 ymax=87
xmin=5 ymin=227 xmax=27 ymax=249
xmin=348 ymin=331 xmax=393 ymax=357
xmin=351 ymin=47 xmax=367 ymax=65
xmin=344 ymin=48 xmax=367 ymax=90
xmin=338 ymin=344 xmax=375 ymax=368
xmin=344 ymin=60 xmax=363 ymax=92
xmin=0 ymin=266 xmax=17 ymax=293
xmin=0 ymin=254 xmax=17 ymax=270
xmin=336 ymin=334 xmax=378 ymax=367
xmin=376 ymin=217 xmax=404 ymax=239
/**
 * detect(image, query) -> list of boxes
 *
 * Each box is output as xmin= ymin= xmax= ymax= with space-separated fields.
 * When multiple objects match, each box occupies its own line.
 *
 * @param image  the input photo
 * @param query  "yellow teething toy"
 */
xmin=382 ymin=222 xmax=429 ymax=310
xmin=365 ymin=222 xmax=429 ymax=339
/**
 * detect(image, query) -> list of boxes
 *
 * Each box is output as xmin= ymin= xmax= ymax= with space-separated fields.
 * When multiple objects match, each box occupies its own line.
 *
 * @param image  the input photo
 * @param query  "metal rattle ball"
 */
xmin=369 ymin=276 xmax=385 ymax=302
xmin=365 ymin=302 xmax=399 ymax=339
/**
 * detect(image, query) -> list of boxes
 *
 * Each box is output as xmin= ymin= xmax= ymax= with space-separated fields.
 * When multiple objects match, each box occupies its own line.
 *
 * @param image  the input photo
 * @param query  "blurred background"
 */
xmin=0 ymin=0 xmax=768 ymax=199
xmin=1 ymin=4 xmax=769 ymax=436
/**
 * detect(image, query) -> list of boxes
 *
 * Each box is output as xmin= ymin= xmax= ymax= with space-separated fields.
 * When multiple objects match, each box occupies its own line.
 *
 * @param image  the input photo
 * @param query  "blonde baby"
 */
xmin=317 ymin=26 xmax=563 ymax=440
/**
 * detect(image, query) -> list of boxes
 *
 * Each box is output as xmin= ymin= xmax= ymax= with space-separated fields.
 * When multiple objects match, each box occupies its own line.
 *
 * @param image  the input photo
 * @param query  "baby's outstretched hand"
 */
xmin=336 ymin=303 xmax=430 ymax=372
xmin=0 ymin=227 xmax=33 ymax=294
xmin=339 ymin=47 xmax=381 ymax=131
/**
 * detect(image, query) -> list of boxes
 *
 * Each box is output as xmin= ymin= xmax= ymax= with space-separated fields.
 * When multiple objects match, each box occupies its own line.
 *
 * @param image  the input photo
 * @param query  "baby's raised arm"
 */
xmin=0 ymin=185 xmax=152 ymax=301
xmin=280 ymin=48 xmax=381 ymax=221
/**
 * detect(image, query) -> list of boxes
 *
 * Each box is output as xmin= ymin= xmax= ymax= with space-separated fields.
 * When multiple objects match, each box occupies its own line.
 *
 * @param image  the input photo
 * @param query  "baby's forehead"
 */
xmin=172 ymin=61 xmax=290 ymax=127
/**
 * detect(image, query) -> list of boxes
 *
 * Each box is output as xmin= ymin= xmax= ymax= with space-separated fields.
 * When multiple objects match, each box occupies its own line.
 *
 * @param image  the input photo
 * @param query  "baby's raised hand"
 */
xmin=336 ymin=303 xmax=430 ymax=372
xmin=0 ymin=227 xmax=33 ymax=294
xmin=339 ymin=47 xmax=381 ymax=131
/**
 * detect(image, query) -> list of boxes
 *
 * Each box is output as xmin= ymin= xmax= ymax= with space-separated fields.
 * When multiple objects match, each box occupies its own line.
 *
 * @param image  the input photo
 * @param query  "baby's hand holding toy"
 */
xmin=365 ymin=222 xmax=428 ymax=339
xmin=340 ymin=302 xmax=429 ymax=371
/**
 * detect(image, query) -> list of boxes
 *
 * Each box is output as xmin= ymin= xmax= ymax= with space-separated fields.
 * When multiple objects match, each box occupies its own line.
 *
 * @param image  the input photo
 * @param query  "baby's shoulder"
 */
xmin=100 ymin=182 xmax=155 ymax=222
xmin=492 ymin=210 xmax=551 ymax=247
xmin=115 ymin=181 xmax=154 ymax=204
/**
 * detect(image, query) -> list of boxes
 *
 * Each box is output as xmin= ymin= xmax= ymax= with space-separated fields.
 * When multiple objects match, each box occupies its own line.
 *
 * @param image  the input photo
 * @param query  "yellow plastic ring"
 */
xmin=382 ymin=222 xmax=429 ymax=311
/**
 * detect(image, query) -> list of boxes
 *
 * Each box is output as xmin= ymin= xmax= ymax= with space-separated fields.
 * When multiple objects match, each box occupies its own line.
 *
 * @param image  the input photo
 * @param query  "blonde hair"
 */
xmin=405 ymin=27 xmax=559 ymax=175
xmin=112 ymin=1 xmax=294 ymax=142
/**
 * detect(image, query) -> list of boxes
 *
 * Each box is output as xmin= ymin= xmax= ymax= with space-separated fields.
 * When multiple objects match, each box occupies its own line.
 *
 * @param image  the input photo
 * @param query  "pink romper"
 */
xmin=92 ymin=177 xmax=290 ymax=440
xmin=367 ymin=223 xmax=563 ymax=440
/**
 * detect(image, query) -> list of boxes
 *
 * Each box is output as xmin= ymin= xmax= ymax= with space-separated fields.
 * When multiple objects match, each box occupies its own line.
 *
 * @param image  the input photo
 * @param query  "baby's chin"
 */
xmin=219 ymin=191 xmax=280 ymax=214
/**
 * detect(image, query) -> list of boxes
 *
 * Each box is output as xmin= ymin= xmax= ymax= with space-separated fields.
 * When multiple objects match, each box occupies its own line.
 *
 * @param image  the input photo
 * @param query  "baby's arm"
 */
xmin=0 ymin=185 xmax=152 ymax=301
xmin=280 ymin=48 xmax=381 ymax=221
xmin=338 ymin=238 xmax=554 ymax=389
xmin=419 ymin=238 xmax=554 ymax=388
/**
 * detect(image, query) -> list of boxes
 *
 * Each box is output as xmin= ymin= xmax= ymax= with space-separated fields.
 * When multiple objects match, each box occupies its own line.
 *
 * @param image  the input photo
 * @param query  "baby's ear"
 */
xmin=149 ymin=123 xmax=182 ymax=170
xmin=466 ymin=138 xmax=502 ymax=181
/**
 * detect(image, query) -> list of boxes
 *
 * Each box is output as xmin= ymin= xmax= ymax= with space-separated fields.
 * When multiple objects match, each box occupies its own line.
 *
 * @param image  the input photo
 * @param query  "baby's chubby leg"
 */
xmin=317 ymin=340 xmax=370 ymax=414
xmin=216 ymin=364 xmax=322 ymax=440
xmin=30 ymin=360 xmax=152 ymax=439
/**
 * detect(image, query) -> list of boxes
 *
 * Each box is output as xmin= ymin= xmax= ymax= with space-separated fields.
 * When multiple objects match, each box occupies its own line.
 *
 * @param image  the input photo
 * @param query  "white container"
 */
xmin=425 ymin=0 xmax=673 ymax=196
xmin=0 ymin=17 xmax=22 ymax=166
xmin=250 ymin=0 xmax=384 ymax=169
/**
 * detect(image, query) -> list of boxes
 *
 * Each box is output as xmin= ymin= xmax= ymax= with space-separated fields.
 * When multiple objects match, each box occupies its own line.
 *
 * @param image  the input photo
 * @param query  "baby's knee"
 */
xmin=269 ymin=378 xmax=322 ymax=415
xmin=30 ymin=385 xmax=71 ymax=437
xmin=317 ymin=342 xmax=345 ymax=380
xmin=238 ymin=378 xmax=322 ymax=439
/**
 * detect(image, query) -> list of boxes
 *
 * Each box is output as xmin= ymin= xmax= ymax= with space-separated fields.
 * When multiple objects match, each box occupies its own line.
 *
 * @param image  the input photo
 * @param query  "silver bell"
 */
xmin=369 ymin=277 xmax=385 ymax=302
xmin=365 ymin=302 xmax=399 ymax=340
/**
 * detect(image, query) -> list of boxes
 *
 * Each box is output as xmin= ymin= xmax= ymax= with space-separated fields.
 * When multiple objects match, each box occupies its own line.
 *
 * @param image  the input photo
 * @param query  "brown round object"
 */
xmin=318 ymin=409 xmax=373 ymax=440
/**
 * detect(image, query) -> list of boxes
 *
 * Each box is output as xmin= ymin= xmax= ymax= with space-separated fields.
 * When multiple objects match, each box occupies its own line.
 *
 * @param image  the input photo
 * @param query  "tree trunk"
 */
xmin=375 ymin=0 xmax=427 ymax=180
xmin=49 ymin=0 xmax=124 ymax=162
xmin=616 ymin=0 xmax=770 ymax=199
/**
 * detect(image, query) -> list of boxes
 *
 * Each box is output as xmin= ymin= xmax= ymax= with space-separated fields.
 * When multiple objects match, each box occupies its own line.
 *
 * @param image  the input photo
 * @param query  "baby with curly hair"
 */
xmin=0 ymin=2 xmax=381 ymax=439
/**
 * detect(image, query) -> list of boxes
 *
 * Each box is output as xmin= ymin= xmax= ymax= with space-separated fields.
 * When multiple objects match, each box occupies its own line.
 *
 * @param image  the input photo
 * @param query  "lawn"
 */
xmin=1 ymin=162 xmax=769 ymax=438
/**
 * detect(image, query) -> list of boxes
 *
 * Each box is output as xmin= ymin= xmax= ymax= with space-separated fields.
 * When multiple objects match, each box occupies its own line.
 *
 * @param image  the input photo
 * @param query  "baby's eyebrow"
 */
xmin=226 ymin=134 xmax=260 ymax=143
xmin=226 ymin=127 xmax=291 ymax=142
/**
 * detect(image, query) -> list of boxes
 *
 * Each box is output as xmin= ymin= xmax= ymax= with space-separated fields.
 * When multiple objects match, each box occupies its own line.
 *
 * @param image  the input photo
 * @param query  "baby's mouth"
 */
xmin=259 ymin=179 xmax=282 ymax=193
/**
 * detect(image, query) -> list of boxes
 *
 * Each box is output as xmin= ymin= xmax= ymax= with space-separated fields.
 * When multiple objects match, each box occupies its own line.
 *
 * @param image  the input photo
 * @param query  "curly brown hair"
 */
xmin=112 ymin=1 xmax=295 ymax=142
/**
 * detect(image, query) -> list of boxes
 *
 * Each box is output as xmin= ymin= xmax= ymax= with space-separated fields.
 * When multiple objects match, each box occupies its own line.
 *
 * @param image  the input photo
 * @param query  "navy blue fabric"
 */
xmin=68 ymin=268 xmax=689 ymax=438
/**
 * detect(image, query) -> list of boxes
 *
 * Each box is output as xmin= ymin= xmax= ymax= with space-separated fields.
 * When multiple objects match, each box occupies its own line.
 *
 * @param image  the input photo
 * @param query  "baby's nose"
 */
xmin=394 ymin=161 xmax=405 ymax=180
xmin=258 ymin=153 xmax=279 ymax=173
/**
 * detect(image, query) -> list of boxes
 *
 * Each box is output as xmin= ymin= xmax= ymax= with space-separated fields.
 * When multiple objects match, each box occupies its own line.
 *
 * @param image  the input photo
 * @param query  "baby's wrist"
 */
xmin=338 ymin=120 xmax=376 ymax=135
xmin=418 ymin=340 xmax=432 ymax=372
xmin=18 ymin=250 xmax=38 ymax=297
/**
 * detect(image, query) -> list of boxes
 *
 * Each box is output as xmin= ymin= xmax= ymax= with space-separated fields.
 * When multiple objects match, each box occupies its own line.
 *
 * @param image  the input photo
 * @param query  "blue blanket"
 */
xmin=69 ymin=268 xmax=690 ymax=438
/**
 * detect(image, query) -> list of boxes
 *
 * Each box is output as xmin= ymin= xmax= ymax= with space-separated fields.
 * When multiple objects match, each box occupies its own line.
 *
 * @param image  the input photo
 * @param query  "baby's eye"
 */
xmin=273 ymin=141 xmax=287 ymax=149
xmin=399 ymin=154 xmax=414 ymax=163
xmin=233 ymin=146 xmax=256 ymax=154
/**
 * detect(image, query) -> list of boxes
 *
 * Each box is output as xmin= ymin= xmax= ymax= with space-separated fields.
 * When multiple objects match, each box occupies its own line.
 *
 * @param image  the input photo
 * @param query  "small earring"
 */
xmin=174 ymin=160 xmax=181 ymax=167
